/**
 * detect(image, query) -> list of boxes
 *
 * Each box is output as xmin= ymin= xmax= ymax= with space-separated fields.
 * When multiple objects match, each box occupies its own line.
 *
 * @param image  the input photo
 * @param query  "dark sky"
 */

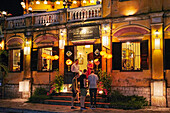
xmin=0 ymin=0 xmax=23 ymax=16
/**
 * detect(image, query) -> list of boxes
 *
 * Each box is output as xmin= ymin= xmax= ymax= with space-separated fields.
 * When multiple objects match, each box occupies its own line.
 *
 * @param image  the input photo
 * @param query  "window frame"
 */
xmin=8 ymin=48 xmax=23 ymax=73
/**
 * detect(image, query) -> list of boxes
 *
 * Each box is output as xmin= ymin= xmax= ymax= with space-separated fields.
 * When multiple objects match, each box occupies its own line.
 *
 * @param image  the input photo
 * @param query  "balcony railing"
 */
xmin=67 ymin=4 xmax=102 ymax=21
xmin=6 ymin=4 xmax=102 ymax=29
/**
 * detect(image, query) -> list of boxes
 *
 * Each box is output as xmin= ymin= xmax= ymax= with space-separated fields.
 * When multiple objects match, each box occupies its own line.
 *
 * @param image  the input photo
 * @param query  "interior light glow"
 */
xmin=83 ymin=0 xmax=86 ymax=4
xmin=36 ymin=0 xmax=40 ymax=4
xmin=85 ymin=45 xmax=90 ymax=48
xmin=56 ymin=1 xmax=60 ymax=4
xmin=44 ymin=0 xmax=48 ymax=4
xmin=73 ymin=0 xmax=77 ymax=4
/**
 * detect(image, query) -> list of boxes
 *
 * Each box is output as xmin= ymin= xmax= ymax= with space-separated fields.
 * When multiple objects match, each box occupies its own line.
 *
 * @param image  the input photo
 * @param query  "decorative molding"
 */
xmin=149 ymin=12 xmax=164 ymax=18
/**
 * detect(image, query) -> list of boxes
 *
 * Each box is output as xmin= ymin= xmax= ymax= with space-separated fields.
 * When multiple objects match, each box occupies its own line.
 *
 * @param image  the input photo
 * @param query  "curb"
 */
xmin=0 ymin=107 xmax=59 ymax=113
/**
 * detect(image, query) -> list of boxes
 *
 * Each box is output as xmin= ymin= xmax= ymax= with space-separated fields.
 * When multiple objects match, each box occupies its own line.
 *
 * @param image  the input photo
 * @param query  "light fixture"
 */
xmin=155 ymin=30 xmax=160 ymax=35
xmin=102 ymin=36 xmax=109 ymax=47
xmin=126 ymin=41 xmax=130 ymax=45
xmin=99 ymin=90 xmax=103 ymax=94
xmin=20 ymin=2 xmax=25 ymax=6
xmin=107 ymin=54 xmax=112 ymax=59
xmin=59 ymin=40 xmax=65 ymax=49
xmin=56 ymin=1 xmax=60 ymax=4
xmin=155 ymin=38 xmax=160 ymax=49
xmin=100 ymin=51 xmax=106 ymax=56
xmin=85 ymin=45 xmax=90 ymax=48
xmin=2 ymin=11 xmax=7 ymax=15
xmin=24 ymin=41 xmax=30 ymax=55
xmin=36 ymin=0 xmax=40 ymax=4
xmin=28 ymin=7 xmax=32 ymax=11
xmin=44 ymin=0 xmax=48 ymax=4
xmin=83 ymin=0 xmax=86 ymax=4
xmin=81 ymin=29 xmax=86 ymax=34
xmin=90 ymin=0 xmax=94 ymax=3
xmin=60 ymin=31 xmax=64 ymax=36
xmin=73 ymin=0 xmax=77 ymax=4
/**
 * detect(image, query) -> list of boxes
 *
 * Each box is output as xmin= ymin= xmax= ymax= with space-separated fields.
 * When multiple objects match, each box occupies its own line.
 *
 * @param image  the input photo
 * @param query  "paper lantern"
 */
xmin=107 ymin=54 xmax=112 ymax=59
xmin=66 ymin=59 xmax=73 ymax=66
xmin=42 ymin=53 xmax=47 ymax=58
xmin=54 ymin=55 xmax=59 ymax=60
xmin=100 ymin=51 xmax=106 ymax=56
xmin=46 ymin=55 xmax=51 ymax=60
xmin=51 ymin=56 xmax=55 ymax=60
xmin=103 ymin=54 xmax=108 ymax=58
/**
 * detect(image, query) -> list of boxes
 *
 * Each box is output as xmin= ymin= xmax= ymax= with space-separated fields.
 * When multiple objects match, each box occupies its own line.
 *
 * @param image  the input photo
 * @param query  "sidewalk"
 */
xmin=0 ymin=99 xmax=170 ymax=113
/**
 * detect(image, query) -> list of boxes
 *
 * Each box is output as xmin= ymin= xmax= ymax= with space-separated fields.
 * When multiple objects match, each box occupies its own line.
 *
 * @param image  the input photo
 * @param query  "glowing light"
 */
xmin=44 ymin=0 xmax=48 ymax=4
xmin=103 ymin=54 xmax=108 ymax=58
xmin=107 ymin=54 xmax=112 ymax=59
xmin=83 ymin=0 xmax=86 ymax=4
xmin=153 ymin=81 xmax=163 ymax=96
xmin=36 ymin=0 xmax=40 ymax=4
xmin=90 ymin=0 xmax=94 ymax=3
xmin=81 ymin=29 xmax=86 ymax=34
xmin=66 ymin=59 xmax=73 ymax=66
xmin=60 ymin=31 xmax=64 ymax=36
xmin=46 ymin=55 xmax=51 ymax=60
xmin=28 ymin=7 xmax=32 ymax=11
xmin=73 ymin=0 xmax=77 ymax=4
xmin=155 ymin=38 xmax=160 ymax=49
xmin=99 ymin=90 xmax=103 ymax=94
xmin=54 ymin=55 xmax=59 ymax=60
xmin=2 ymin=11 xmax=7 ymax=15
xmin=20 ymin=2 xmax=25 ymax=6
xmin=100 ymin=51 xmax=106 ymax=56
xmin=102 ymin=36 xmax=109 ymax=47
xmin=24 ymin=47 xmax=30 ymax=55
xmin=59 ymin=40 xmax=65 ymax=49
xmin=56 ymin=1 xmax=60 ymax=5
xmin=42 ymin=53 xmax=48 ymax=58
xmin=85 ymin=45 xmax=90 ymax=48
xmin=126 ymin=42 xmax=130 ymax=45
xmin=155 ymin=30 xmax=160 ymax=35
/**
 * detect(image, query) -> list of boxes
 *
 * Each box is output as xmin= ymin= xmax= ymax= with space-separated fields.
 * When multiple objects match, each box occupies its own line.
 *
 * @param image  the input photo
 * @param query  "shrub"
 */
xmin=109 ymin=90 xmax=148 ymax=110
xmin=28 ymin=95 xmax=50 ymax=103
xmin=33 ymin=87 xmax=48 ymax=96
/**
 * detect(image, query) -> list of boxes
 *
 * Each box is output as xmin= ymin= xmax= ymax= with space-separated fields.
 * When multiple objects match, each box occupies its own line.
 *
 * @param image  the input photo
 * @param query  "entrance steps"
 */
xmin=44 ymin=92 xmax=111 ymax=108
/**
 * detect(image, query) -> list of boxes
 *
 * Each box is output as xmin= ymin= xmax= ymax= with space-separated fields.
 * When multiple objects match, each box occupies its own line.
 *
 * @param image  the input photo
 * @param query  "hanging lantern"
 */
xmin=54 ymin=55 xmax=59 ymax=60
xmin=46 ymin=55 xmax=51 ymax=60
xmin=42 ymin=53 xmax=47 ymax=58
xmin=103 ymin=54 xmax=108 ymax=59
xmin=107 ymin=54 xmax=112 ymax=59
xmin=100 ymin=51 xmax=106 ymax=56
xmin=66 ymin=59 xmax=73 ymax=71
xmin=51 ymin=56 xmax=55 ymax=60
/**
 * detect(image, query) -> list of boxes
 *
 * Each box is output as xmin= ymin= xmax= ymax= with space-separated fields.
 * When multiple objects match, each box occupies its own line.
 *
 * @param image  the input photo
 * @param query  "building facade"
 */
xmin=1 ymin=0 xmax=170 ymax=107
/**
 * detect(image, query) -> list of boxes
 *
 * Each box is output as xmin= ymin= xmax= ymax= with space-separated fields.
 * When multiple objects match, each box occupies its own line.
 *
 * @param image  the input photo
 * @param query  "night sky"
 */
xmin=0 ymin=0 xmax=23 ymax=16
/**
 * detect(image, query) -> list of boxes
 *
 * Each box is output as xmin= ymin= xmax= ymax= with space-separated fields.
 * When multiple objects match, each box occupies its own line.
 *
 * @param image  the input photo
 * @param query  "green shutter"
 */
xmin=31 ymin=48 xmax=38 ymax=71
xmin=112 ymin=42 xmax=121 ymax=70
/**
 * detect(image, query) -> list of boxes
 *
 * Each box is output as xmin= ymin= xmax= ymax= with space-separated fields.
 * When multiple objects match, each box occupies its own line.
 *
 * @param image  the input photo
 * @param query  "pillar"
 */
xmin=150 ymin=12 xmax=166 ymax=107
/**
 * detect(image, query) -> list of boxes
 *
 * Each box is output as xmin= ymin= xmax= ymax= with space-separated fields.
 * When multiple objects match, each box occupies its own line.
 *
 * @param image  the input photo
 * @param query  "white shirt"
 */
xmin=88 ymin=73 xmax=98 ymax=88
xmin=71 ymin=63 xmax=79 ymax=73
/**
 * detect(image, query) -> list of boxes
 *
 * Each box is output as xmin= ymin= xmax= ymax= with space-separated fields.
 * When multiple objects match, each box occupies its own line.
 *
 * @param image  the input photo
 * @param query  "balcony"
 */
xmin=67 ymin=4 xmax=102 ymax=22
xmin=6 ymin=4 xmax=102 ymax=29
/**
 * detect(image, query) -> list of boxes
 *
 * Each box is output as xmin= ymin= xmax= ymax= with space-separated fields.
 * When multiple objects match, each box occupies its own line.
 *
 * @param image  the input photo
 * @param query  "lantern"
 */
xmin=46 ymin=55 xmax=51 ymax=60
xmin=107 ymin=54 xmax=112 ymax=59
xmin=100 ymin=51 xmax=106 ymax=56
xmin=94 ymin=59 xmax=100 ymax=71
xmin=66 ymin=59 xmax=73 ymax=71
xmin=42 ymin=53 xmax=47 ymax=58
xmin=51 ymin=56 xmax=55 ymax=61
xmin=103 ymin=54 xmax=108 ymax=58
xmin=54 ymin=55 xmax=59 ymax=60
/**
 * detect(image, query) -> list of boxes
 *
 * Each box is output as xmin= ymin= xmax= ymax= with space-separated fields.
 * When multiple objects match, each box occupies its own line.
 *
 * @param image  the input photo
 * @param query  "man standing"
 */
xmin=71 ymin=59 xmax=79 ymax=77
xmin=88 ymin=70 xmax=98 ymax=109
xmin=71 ymin=73 xmax=79 ymax=109
xmin=78 ymin=69 xmax=87 ymax=110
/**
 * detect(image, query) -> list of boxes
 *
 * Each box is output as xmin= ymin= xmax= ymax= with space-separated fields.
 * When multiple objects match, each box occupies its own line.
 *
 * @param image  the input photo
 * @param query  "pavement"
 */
xmin=0 ymin=99 xmax=170 ymax=113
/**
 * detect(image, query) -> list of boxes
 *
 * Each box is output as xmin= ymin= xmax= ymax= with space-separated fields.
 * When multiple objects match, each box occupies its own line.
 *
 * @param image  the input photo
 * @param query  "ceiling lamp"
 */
xmin=44 ymin=0 xmax=48 ymax=4
xmin=73 ymin=0 xmax=77 ymax=4
xmin=83 ymin=0 xmax=86 ymax=4
xmin=56 ymin=1 xmax=60 ymax=5
xmin=90 ymin=0 xmax=94 ymax=3
xmin=28 ymin=7 xmax=32 ymax=11
xmin=36 ymin=0 xmax=40 ymax=4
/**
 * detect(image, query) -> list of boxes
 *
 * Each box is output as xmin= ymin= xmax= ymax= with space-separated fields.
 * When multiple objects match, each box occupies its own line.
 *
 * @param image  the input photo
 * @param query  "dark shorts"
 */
xmin=72 ymin=89 xmax=77 ymax=97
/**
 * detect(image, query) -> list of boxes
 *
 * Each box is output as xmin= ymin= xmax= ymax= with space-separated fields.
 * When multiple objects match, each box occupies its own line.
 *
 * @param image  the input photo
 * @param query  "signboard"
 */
xmin=68 ymin=26 xmax=100 ymax=41
xmin=19 ymin=80 xmax=30 ymax=92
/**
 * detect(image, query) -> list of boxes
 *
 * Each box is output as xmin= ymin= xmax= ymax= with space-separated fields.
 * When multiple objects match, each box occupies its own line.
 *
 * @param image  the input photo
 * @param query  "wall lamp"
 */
xmin=154 ymin=30 xmax=160 ymax=50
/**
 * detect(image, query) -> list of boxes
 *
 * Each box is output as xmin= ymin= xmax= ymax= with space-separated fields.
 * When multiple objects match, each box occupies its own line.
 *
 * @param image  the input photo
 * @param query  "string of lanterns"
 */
xmin=42 ymin=53 xmax=59 ymax=60
xmin=100 ymin=51 xmax=112 ymax=59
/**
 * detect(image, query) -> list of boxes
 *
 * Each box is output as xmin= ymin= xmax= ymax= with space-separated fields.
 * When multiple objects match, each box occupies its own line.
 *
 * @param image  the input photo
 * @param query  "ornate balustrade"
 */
xmin=67 ymin=4 xmax=102 ymax=21
xmin=6 ymin=5 xmax=102 ymax=29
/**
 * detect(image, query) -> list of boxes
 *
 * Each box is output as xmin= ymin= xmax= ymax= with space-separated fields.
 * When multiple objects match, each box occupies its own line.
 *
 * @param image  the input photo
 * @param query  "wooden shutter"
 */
xmin=0 ymin=50 xmax=8 ymax=72
xmin=20 ymin=50 xmax=23 ymax=71
xmin=64 ymin=45 xmax=74 ymax=84
xmin=93 ymin=43 xmax=102 ymax=72
xmin=112 ymin=42 xmax=121 ymax=70
xmin=52 ymin=47 xmax=59 ymax=71
xmin=31 ymin=48 xmax=38 ymax=71
xmin=141 ymin=40 xmax=149 ymax=70
xmin=165 ymin=39 xmax=170 ymax=69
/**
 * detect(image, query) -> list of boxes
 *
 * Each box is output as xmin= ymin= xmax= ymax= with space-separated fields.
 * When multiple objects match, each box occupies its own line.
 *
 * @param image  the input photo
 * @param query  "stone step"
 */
xmin=44 ymin=99 xmax=111 ymax=108
xmin=52 ymin=95 xmax=107 ymax=102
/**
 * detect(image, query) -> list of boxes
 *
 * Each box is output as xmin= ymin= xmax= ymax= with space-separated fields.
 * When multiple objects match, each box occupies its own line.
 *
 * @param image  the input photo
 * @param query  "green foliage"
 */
xmin=28 ymin=95 xmax=50 ymax=103
xmin=98 ymin=69 xmax=112 ymax=95
xmin=109 ymin=90 xmax=148 ymax=110
xmin=33 ymin=87 xmax=48 ymax=96
xmin=53 ymin=71 xmax=64 ymax=92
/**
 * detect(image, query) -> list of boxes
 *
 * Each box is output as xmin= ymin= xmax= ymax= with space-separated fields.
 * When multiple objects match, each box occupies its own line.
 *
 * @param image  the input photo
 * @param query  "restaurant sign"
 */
xmin=68 ymin=26 xmax=100 ymax=40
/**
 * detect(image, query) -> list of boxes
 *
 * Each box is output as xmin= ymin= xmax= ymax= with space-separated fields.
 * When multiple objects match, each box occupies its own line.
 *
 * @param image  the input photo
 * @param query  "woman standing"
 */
xmin=86 ymin=60 xmax=93 ymax=78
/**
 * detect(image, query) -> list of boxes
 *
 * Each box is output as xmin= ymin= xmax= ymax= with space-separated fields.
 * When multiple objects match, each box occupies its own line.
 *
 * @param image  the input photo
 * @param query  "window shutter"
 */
xmin=64 ymin=45 xmax=74 ymax=84
xmin=93 ymin=43 xmax=102 ymax=72
xmin=112 ymin=42 xmax=121 ymax=70
xmin=31 ymin=48 xmax=38 ymax=71
xmin=9 ymin=50 xmax=13 ymax=71
xmin=141 ymin=40 xmax=149 ymax=70
xmin=52 ymin=47 xmax=59 ymax=71
xmin=165 ymin=39 xmax=170 ymax=69
xmin=20 ymin=50 xmax=23 ymax=71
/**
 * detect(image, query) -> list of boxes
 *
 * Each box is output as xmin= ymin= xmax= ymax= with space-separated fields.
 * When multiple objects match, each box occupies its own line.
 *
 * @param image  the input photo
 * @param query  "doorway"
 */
xmin=76 ymin=45 xmax=93 ymax=72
